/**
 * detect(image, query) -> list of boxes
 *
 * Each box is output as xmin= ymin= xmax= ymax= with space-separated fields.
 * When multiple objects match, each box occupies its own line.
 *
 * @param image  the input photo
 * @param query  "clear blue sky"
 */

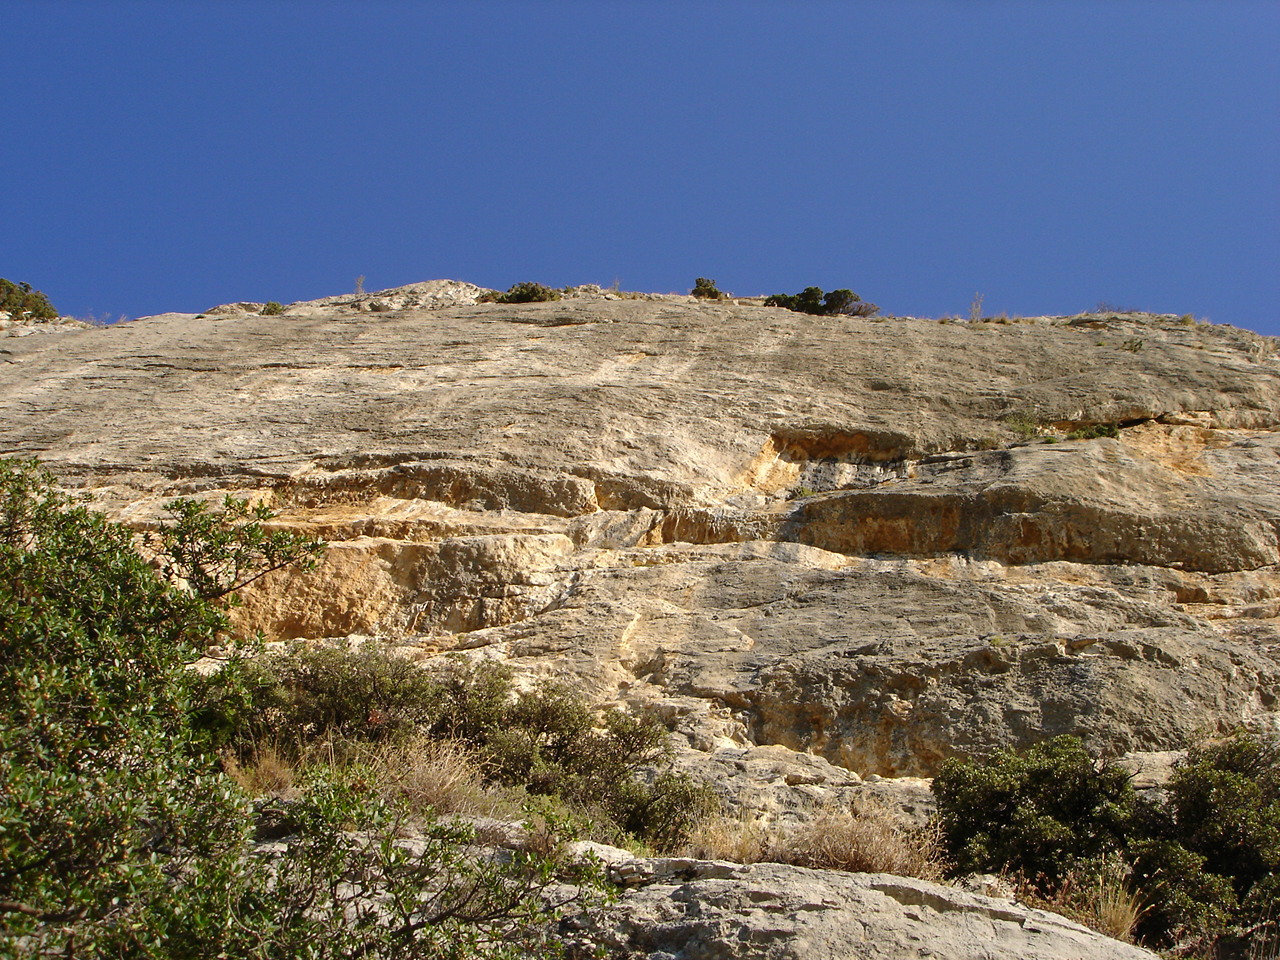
xmin=6 ymin=1 xmax=1278 ymax=333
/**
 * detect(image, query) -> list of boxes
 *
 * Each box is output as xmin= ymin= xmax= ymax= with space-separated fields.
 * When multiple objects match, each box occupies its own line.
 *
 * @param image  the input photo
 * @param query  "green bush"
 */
xmin=479 ymin=282 xmax=562 ymax=304
xmin=0 ymin=459 xmax=582 ymax=958
xmin=934 ymin=733 xmax=1280 ymax=953
xmin=0 ymin=278 xmax=57 ymax=320
xmin=1140 ymin=735 xmax=1280 ymax=948
xmin=691 ymin=277 xmax=728 ymax=300
xmin=764 ymin=285 xmax=878 ymax=317
xmin=262 ymin=301 xmax=285 ymax=315
xmin=207 ymin=647 xmax=717 ymax=848
xmin=195 ymin=643 xmax=441 ymax=750
xmin=934 ymin=736 xmax=1141 ymax=886
xmin=1064 ymin=423 xmax=1120 ymax=441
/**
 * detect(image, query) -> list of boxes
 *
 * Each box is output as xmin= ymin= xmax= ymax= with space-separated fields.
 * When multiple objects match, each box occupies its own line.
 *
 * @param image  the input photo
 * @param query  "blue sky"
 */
xmin=5 ymin=1 xmax=1278 ymax=333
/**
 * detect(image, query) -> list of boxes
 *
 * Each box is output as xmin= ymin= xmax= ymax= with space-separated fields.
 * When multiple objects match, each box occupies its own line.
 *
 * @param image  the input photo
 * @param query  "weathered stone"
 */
xmin=2 ymin=290 xmax=1278 ymax=786
xmin=568 ymin=861 xmax=1160 ymax=959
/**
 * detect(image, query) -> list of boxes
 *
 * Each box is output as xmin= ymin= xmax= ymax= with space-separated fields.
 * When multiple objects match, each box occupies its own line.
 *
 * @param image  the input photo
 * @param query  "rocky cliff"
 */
xmin=3 ymin=282 xmax=1276 ymax=957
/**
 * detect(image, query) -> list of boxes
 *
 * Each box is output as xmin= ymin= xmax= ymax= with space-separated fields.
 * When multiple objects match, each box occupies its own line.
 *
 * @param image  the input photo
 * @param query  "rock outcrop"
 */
xmin=3 ymin=289 xmax=1278 ymax=795
xmin=564 ymin=855 xmax=1160 ymax=960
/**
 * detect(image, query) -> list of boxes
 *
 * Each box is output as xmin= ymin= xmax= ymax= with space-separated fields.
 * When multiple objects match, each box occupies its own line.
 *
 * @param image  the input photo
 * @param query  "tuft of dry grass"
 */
xmin=683 ymin=813 xmax=769 ymax=864
xmin=367 ymin=736 xmax=495 ymax=817
xmin=781 ymin=802 xmax=947 ymax=882
xmin=223 ymin=742 xmax=296 ymax=797
xmin=681 ymin=798 xmax=946 ymax=883
xmin=224 ymin=734 xmax=499 ymax=819
xmin=1018 ymin=860 xmax=1146 ymax=943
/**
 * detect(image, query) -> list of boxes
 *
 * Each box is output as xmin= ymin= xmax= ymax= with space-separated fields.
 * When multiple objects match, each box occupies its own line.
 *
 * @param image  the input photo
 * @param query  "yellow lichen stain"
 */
xmin=1119 ymin=421 xmax=1225 ymax=477
xmin=736 ymin=436 xmax=802 ymax=494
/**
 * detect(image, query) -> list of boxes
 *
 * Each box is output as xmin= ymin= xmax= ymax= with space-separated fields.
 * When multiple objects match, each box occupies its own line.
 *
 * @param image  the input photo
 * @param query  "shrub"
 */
xmin=933 ymin=733 xmax=1280 ymax=953
xmin=933 ymin=736 xmax=1140 ymax=886
xmin=691 ymin=277 xmax=728 ymax=300
xmin=154 ymin=493 xmax=325 ymax=603
xmin=262 ymin=301 xmax=285 ymax=315
xmin=765 ymin=285 xmax=878 ymax=317
xmin=205 ymin=647 xmax=716 ymax=850
xmin=195 ymin=642 xmax=441 ymax=749
xmin=0 ymin=278 xmax=57 ymax=320
xmin=1003 ymin=409 xmax=1047 ymax=439
xmin=1064 ymin=423 xmax=1120 ymax=441
xmin=479 ymin=282 xmax=562 ymax=304
xmin=0 ymin=459 xmax=582 ymax=958
xmin=1140 ymin=735 xmax=1280 ymax=949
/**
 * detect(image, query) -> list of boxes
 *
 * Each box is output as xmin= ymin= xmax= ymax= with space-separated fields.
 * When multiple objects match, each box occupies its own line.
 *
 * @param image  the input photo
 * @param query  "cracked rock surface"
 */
xmin=564 ymin=856 xmax=1159 ymax=960
xmin=6 ymin=286 xmax=1277 ymax=956
xmin=3 ymin=288 xmax=1278 ymax=795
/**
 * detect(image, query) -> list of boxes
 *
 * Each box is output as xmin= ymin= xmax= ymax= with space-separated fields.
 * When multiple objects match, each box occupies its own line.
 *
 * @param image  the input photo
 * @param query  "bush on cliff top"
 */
xmin=691 ymin=277 xmax=728 ymax=300
xmin=0 ymin=459 xmax=586 ymax=958
xmin=765 ymin=285 xmax=879 ymax=317
xmin=479 ymin=282 xmax=562 ymax=304
xmin=0 ymin=278 xmax=58 ymax=320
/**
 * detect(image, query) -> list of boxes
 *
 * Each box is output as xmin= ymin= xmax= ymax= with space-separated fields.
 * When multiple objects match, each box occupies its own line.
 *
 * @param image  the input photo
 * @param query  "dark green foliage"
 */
xmin=934 ymin=736 xmax=1140 ymax=885
xmin=934 ymin=733 xmax=1280 ymax=952
xmin=1128 ymin=838 xmax=1239 ymax=947
xmin=1064 ymin=423 xmax=1120 ymax=440
xmin=156 ymin=494 xmax=325 ymax=602
xmin=1 ymin=462 xmax=240 ymax=949
xmin=764 ymin=285 xmax=878 ymax=317
xmin=0 ymin=459 xmax=580 ymax=958
xmin=764 ymin=286 xmax=822 ymax=313
xmin=1153 ymin=736 xmax=1280 ymax=945
xmin=691 ymin=277 xmax=728 ymax=300
xmin=208 ymin=647 xmax=717 ymax=848
xmin=479 ymin=282 xmax=562 ymax=304
xmin=262 ymin=301 xmax=285 ymax=315
xmin=196 ymin=643 xmax=441 ymax=749
xmin=0 ymin=278 xmax=57 ymax=320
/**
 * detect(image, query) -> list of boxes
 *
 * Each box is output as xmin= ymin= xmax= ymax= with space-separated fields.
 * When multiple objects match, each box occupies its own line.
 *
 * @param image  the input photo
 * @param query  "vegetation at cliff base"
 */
xmin=934 ymin=734 xmax=1280 ymax=956
xmin=0 ymin=459 xmax=598 ymax=958
xmin=0 ymin=279 xmax=57 ymax=321
xmin=199 ymin=645 xmax=717 ymax=851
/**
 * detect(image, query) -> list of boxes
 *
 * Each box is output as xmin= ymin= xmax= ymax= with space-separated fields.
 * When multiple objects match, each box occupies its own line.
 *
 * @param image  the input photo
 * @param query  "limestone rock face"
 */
xmin=567 ymin=859 xmax=1160 ymax=960
xmin=2 ymin=291 xmax=1278 ymax=790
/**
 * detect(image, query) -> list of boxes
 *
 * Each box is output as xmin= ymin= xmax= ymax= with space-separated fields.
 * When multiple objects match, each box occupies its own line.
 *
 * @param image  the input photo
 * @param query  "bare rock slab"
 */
xmin=573 ymin=862 xmax=1158 ymax=960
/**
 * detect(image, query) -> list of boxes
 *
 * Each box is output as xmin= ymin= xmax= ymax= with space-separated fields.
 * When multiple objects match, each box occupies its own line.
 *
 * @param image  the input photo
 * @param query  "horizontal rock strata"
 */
xmin=3 ymin=290 xmax=1277 ymax=796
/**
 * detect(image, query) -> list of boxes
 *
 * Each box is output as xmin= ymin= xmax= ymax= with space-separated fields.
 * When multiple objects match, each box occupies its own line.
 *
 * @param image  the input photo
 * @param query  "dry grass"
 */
xmin=782 ymin=802 xmax=946 ymax=881
xmin=681 ymin=798 xmax=946 ymax=883
xmin=1018 ymin=860 xmax=1146 ymax=943
xmin=366 ymin=736 xmax=496 ymax=817
xmin=224 ymin=734 xmax=499 ymax=818
xmin=683 ymin=813 xmax=769 ymax=863
xmin=222 ymin=742 xmax=296 ymax=797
